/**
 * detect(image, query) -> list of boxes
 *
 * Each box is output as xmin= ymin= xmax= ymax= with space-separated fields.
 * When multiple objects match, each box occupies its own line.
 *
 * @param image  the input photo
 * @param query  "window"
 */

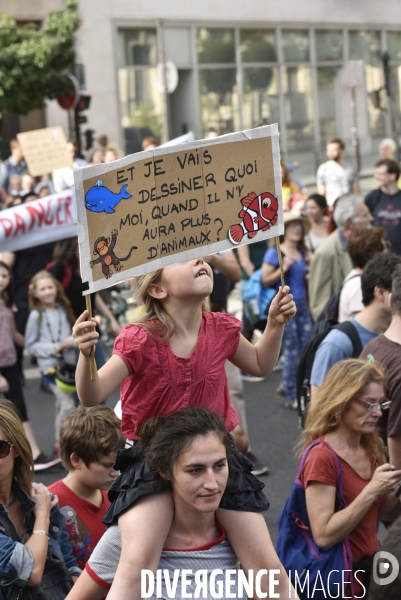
xmin=240 ymin=30 xmax=276 ymax=62
xmin=282 ymin=30 xmax=310 ymax=62
xmin=242 ymin=67 xmax=279 ymax=130
xmin=118 ymin=29 xmax=158 ymax=66
xmin=349 ymin=31 xmax=381 ymax=64
xmin=315 ymin=30 xmax=343 ymax=62
xmin=117 ymin=29 xmax=163 ymax=153
xmin=282 ymin=66 xmax=314 ymax=152
xmin=199 ymin=68 xmax=239 ymax=134
xmin=387 ymin=32 xmax=401 ymax=62
xmin=197 ymin=28 xmax=235 ymax=64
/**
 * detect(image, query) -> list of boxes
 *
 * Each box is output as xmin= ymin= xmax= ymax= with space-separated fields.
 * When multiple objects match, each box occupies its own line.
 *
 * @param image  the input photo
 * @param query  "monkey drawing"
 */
xmin=90 ymin=229 xmax=137 ymax=279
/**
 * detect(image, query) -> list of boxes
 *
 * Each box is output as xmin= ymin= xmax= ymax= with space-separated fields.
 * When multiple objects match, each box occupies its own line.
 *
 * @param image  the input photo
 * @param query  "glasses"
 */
xmin=353 ymin=397 xmax=392 ymax=412
xmin=0 ymin=440 xmax=13 ymax=459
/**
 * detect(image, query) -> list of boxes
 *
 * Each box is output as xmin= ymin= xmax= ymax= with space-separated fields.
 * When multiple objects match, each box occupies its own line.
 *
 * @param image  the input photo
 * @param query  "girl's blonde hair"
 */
xmin=0 ymin=400 xmax=34 ymax=495
xmin=298 ymin=359 xmax=387 ymax=464
xmin=28 ymin=270 xmax=76 ymax=326
xmin=134 ymin=268 xmax=208 ymax=341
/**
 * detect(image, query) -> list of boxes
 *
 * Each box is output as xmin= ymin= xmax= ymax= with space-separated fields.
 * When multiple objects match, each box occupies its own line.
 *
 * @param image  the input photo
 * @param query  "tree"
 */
xmin=0 ymin=0 xmax=80 ymax=118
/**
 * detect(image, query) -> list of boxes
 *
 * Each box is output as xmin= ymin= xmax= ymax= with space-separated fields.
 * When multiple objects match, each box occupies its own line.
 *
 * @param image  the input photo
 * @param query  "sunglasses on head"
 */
xmin=0 ymin=440 xmax=13 ymax=459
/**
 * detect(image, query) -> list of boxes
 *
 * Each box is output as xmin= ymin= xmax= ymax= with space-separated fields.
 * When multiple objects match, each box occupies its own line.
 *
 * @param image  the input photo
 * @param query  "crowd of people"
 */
xmin=1 ymin=131 xmax=401 ymax=599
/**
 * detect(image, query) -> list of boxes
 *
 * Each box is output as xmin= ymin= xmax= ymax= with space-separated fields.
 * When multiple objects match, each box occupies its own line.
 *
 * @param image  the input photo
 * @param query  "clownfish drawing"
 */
xmin=228 ymin=191 xmax=279 ymax=245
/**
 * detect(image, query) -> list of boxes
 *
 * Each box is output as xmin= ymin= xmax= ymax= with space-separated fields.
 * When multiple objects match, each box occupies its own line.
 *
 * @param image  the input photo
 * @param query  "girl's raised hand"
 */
xmin=72 ymin=310 xmax=99 ymax=357
xmin=268 ymin=285 xmax=296 ymax=325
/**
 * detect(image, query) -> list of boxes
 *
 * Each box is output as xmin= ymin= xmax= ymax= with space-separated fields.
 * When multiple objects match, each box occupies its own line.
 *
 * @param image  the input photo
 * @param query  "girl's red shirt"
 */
xmin=113 ymin=312 xmax=241 ymax=440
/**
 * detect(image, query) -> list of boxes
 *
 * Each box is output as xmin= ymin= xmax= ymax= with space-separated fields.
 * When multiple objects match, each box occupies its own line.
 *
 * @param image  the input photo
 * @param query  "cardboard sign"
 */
xmin=0 ymin=190 xmax=77 ymax=252
xmin=75 ymin=124 xmax=283 ymax=295
xmin=17 ymin=126 xmax=73 ymax=177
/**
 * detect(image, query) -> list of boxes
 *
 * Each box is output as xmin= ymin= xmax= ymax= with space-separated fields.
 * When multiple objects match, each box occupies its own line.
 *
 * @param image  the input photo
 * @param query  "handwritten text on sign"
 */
xmin=75 ymin=125 xmax=282 ymax=294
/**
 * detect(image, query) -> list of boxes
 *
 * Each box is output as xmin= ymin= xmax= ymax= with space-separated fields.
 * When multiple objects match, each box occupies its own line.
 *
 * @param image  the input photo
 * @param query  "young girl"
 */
xmin=0 ymin=261 xmax=52 ymax=470
xmin=25 ymin=271 xmax=77 ymax=456
xmin=73 ymin=257 xmax=296 ymax=600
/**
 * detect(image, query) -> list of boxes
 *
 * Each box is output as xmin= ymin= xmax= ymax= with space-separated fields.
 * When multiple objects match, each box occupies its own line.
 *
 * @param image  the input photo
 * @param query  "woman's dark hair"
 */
xmin=0 ymin=261 xmax=14 ymax=308
xmin=52 ymin=237 xmax=80 ymax=275
xmin=139 ymin=407 xmax=232 ymax=479
xmin=307 ymin=193 xmax=328 ymax=215
xmin=361 ymin=252 xmax=401 ymax=307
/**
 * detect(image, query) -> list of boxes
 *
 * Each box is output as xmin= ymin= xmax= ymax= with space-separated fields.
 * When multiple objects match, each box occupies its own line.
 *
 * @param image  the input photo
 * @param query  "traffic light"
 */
xmin=74 ymin=95 xmax=91 ymax=155
xmin=75 ymin=95 xmax=91 ymax=124
xmin=84 ymin=129 xmax=95 ymax=151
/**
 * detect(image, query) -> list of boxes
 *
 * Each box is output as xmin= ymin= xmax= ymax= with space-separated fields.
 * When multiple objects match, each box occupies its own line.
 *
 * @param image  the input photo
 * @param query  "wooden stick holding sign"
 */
xmin=85 ymin=296 xmax=97 ymax=381
xmin=275 ymin=237 xmax=289 ymax=325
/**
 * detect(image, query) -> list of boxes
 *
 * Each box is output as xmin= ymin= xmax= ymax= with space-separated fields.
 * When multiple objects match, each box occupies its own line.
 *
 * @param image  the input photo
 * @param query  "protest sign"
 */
xmin=0 ymin=190 xmax=77 ymax=252
xmin=75 ymin=124 xmax=283 ymax=295
xmin=17 ymin=126 xmax=72 ymax=177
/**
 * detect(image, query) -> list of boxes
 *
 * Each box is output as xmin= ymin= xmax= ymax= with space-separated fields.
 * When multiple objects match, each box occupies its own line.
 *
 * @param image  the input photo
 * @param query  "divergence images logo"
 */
xmin=372 ymin=551 xmax=399 ymax=586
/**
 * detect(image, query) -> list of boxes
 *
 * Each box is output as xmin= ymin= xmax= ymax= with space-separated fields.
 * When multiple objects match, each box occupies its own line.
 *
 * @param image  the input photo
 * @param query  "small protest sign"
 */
xmin=0 ymin=190 xmax=77 ymax=252
xmin=17 ymin=126 xmax=72 ymax=177
xmin=75 ymin=124 xmax=283 ymax=295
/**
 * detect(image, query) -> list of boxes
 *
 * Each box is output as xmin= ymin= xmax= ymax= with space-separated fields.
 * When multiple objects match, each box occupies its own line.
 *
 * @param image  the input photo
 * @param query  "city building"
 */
xmin=3 ymin=0 xmax=401 ymax=179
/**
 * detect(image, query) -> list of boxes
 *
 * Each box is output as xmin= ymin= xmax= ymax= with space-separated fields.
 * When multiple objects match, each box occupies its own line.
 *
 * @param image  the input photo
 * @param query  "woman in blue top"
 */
xmin=262 ymin=212 xmax=313 ymax=408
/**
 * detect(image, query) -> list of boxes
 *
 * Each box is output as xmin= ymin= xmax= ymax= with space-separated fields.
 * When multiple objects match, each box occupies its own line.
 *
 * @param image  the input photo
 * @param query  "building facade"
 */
xmin=3 ymin=1 xmax=401 ymax=179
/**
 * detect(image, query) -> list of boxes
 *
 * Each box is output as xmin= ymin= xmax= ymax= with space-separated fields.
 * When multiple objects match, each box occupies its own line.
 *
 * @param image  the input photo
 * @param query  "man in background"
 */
xmin=316 ymin=138 xmax=358 ymax=208
xmin=365 ymin=159 xmax=401 ymax=256
xmin=53 ymin=140 xmax=87 ymax=192
xmin=308 ymin=194 xmax=373 ymax=320
xmin=0 ymin=138 xmax=27 ymax=196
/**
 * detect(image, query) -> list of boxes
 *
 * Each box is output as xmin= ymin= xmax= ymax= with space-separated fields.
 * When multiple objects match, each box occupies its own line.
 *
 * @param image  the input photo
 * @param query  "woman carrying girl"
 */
xmin=0 ymin=261 xmax=55 ymax=470
xmin=262 ymin=212 xmax=313 ymax=409
xmin=25 ymin=270 xmax=77 ymax=458
xmin=73 ymin=257 xmax=296 ymax=600
xmin=67 ymin=407 xmax=295 ymax=599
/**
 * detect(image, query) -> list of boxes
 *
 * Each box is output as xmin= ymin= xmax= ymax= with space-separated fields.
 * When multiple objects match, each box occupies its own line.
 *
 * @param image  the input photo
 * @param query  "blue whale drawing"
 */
xmin=85 ymin=180 xmax=132 ymax=214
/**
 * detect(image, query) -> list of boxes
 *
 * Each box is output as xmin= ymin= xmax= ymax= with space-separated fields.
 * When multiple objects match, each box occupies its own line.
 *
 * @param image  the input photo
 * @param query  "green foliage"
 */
xmin=0 ymin=0 xmax=80 ymax=117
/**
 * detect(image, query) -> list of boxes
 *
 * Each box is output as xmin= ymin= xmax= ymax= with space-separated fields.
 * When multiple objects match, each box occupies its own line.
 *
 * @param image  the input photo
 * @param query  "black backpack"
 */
xmin=313 ymin=273 xmax=361 ymax=335
xmin=296 ymin=320 xmax=363 ymax=428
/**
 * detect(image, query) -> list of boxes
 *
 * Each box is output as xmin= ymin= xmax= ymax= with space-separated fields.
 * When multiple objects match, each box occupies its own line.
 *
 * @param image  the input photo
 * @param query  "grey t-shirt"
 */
xmin=86 ymin=524 xmax=245 ymax=599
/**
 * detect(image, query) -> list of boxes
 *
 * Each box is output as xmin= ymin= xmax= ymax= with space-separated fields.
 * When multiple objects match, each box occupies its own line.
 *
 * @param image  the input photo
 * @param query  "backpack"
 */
xmin=296 ymin=320 xmax=363 ymax=428
xmin=276 ymin=440 xmax=355 ymax=599
xmin=313 ymin=273 xmax=361 ymax=334
xmin=242 ymin=268 xmax=276 ymax=328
